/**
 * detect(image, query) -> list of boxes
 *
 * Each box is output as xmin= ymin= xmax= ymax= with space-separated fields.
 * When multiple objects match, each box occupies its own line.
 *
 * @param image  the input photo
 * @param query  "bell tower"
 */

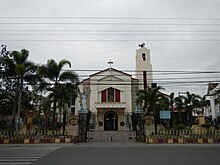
xmin=135 ymin=43 xmax=153 ymax=90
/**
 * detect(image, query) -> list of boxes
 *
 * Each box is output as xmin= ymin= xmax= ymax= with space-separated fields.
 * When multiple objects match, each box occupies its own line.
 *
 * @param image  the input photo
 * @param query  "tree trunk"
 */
xmin=12 ymin=77 xmax=19 ymax=129
xmin=154 ymin=115 xmax=157 ymax=135
xmin=62 ymin=111 xmax=67 ymax=136
xmin=16 ymin=77 xmax=23 ymax=131
xmin=52 ymin=99 xmax=57 ymax=128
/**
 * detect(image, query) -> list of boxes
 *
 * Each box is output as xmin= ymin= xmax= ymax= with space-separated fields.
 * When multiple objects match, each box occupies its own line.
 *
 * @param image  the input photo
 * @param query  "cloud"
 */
xmin=0 ymin=0 xmax=220 ymax=95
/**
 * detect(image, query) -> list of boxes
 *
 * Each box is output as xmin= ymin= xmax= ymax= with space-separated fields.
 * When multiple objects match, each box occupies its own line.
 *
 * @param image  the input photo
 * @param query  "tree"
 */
xmin=39 ymin=59 xmax=79 ymax=126
xmin=169 ymin=92 xmax=175 ymax=111
xmin=0 ymin=45 xmax=15 ymax=120
xmin=11 ymin=49 xmax=37 ymax=130
xmin=31 ymin=65 xmax=51 ymax=126
xmin=181 ymin=92 xmax=202 ymax=126
xmin=136 ymin=86 xmax=165 ymax=134
xmin=168 ymin=92 xmax=175 ymax=127
xmin=173 ymin=96 xmax=185 ymax=126
xmin=0 ymin=46 xmax=37 ymax=129
xmin=56 ymin=83 xmax=78 ymax=135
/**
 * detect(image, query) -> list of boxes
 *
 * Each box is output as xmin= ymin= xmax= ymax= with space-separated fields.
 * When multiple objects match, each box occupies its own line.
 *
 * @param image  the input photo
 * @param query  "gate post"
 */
xmin=78 ymin=112 xmax=89 ymax=142
xmin=78 ymin=90 xmax=90 ymax=142
xmin=134 ymin=106 xmax=145 ymax=142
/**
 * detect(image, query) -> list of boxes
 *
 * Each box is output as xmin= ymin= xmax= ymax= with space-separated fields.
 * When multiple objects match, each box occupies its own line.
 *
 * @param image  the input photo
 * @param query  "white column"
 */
xmin=210 ymin=96 xmax=216 ymax=121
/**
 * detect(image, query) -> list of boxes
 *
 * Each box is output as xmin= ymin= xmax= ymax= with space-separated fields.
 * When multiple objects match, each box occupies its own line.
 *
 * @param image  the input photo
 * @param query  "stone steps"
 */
xmin=87 ymin=131 xmax=136 ymax=142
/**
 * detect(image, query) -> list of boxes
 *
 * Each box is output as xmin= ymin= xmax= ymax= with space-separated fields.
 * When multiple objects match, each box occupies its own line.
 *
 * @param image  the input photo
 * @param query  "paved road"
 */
xmin=0 ymin=145 xmax=60 ymax=165
xmin=34 ymin=142 xmax=220 ymax=165
xmin=1 ymin=143 xmax=220 ymax=165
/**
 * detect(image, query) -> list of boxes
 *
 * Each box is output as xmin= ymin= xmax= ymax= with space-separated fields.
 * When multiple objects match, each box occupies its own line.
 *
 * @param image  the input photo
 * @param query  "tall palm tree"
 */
xmin=39 ymin=59 xmax=79 ymax=126
xmin=11 ymin=49 xmax=37 ymax=130
xmin=31 ymin=65 xmax=51 ymax=126
xmin=136 ymin=86 xmax=165 ymax=134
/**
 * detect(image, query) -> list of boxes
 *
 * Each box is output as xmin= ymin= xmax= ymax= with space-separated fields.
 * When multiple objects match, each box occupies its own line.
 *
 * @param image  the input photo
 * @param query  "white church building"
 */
xmin=75 ymin=44 xmax=153 ymax=132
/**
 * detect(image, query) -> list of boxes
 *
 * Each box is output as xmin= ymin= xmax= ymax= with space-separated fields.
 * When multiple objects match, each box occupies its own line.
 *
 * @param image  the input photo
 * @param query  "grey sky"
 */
xmin=0 ymin=0 xmax=220 ymax=96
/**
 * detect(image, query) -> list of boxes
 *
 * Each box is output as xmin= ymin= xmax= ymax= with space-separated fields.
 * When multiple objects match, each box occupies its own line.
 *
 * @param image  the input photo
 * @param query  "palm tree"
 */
xmin=174 ymin=96 xmax=185 ymax=126
xmin=56 ymin=83 xmax=78 ymax=135
xmin=136 ymin=86 xmax=165 ymax=134
xmin=39 ymin=59 xmax=79 ymax=126
xmin=169 ymin=92 xmax=175 ymax=111
xmin=169 ymin=92 xmax=175 ymax=127
xmin=31 ymin=65 xmax=51 ymax=126
xmin=10 ymin=49 xmax=37 ymax=130
xmin=181 ymin=92 xmax=202 ymax=126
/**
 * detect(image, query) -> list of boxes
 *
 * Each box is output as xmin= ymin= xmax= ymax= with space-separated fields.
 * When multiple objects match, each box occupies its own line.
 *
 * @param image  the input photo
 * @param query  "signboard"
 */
xmin=145 ymin=117 xmax=154 ymax=125
xmin=160 ymin=111 xmax=171 ymax=119
xmin=68 ymin=116 xmax=78 ymax=125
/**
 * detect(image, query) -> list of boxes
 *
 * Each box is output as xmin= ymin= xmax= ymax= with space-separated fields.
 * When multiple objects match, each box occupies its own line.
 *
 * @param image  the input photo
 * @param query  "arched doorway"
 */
xmin=104 ymin=111 xmax=118 ymax=131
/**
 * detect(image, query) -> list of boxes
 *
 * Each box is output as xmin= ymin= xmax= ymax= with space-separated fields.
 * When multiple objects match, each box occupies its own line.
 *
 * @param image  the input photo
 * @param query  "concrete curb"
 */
xmin=0 ymin=137 xmax=78 ymax=144
xmin=146 ymin=137 xmax=220 ymax=144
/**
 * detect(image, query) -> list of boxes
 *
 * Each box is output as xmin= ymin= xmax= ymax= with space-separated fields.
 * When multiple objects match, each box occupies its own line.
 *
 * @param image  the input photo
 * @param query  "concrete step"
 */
xmin=87 ymin=131 xmax=136 ymax=142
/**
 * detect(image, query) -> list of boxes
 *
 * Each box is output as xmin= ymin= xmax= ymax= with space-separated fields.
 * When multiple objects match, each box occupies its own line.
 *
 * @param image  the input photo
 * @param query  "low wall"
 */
xmin=146 ymin=132 xmax=220 ymax=144
xmin=0 ymin=130 xmax=79 ymax=144
xmin=0 ymin=137 xmax=79 ymax=144
xmin=145 ymin=129 xmax=220 ymax=144
xmin=146 ymin=137 xmax=220 ymax=144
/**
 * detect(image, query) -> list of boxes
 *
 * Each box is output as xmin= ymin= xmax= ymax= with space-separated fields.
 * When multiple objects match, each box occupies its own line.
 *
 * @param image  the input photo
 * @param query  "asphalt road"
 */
xmin=0 ymin=145 xmax=60 ymax=165
xmin=1 ymin=143 xmax=220 ymax=165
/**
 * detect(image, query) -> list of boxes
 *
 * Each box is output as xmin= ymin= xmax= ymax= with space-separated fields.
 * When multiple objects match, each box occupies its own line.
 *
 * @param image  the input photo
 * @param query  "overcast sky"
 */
xmin=1 ymin=0 xmax=220 ymax=96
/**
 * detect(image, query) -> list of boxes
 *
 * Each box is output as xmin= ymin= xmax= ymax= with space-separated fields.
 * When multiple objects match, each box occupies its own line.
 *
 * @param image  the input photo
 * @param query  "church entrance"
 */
xmin=104 ymin=111 xmax=118 ymax=131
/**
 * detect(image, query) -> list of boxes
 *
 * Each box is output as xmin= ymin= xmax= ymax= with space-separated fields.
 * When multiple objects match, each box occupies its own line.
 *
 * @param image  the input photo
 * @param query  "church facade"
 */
xmin=75 ymin=44 xmax=153 ymax=133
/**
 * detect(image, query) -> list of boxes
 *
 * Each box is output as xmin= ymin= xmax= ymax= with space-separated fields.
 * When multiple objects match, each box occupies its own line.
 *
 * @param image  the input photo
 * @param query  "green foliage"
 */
xmin=136 ymin=86 xmax=165 ymax=114
xmin=38 ymin=59 xmax=79 ymax=126
xmin=0 ymin=45 xmax=79 ymax=130
xmin=136 ymin=86 xmax=166 ymax=134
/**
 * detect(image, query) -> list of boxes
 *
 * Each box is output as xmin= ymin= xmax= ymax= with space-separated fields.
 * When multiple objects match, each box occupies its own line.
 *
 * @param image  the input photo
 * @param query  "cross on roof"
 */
xmin=108 ymin=60 xmax=113 ymax=68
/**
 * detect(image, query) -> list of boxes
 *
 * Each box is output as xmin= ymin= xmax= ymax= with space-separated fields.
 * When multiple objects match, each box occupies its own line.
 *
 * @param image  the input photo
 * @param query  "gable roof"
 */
xmin=79 ymin=67 xmax=137 ymax=84
xmin=89 ymin=67 xmax=132 ymax=77
xmin=208 ymin=82 xmax=219 ymax=93
xmin=98 ymin=75 xmax=124 ymax=82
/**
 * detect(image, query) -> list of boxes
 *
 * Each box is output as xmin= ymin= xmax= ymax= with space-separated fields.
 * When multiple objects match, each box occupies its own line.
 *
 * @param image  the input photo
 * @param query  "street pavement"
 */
xmin=0 ymin=145 xmax=60 ymax=165
xmin=1 ymin=143 xmax=220 ymax=165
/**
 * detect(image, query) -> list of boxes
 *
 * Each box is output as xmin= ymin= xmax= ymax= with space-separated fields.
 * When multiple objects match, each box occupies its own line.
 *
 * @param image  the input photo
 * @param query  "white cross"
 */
xmin=112 ymin=115 xmax=117 ymax=129
xmin=108 ymin=60 xmax=113 ymax=68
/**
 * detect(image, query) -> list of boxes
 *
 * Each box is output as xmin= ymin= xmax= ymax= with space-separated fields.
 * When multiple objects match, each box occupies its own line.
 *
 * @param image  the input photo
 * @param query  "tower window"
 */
xmin=142 ymin=53 xmax=146 ymax=61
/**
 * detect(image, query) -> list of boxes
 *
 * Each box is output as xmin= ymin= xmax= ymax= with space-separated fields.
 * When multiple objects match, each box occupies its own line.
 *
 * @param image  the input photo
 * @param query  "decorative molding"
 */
xmin=95 ymin=102 xmax=126 ymax=108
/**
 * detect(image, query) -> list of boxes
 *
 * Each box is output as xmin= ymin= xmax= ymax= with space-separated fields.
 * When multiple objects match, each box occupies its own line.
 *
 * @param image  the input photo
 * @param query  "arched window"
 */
xmin=142 ymin=53 xmax=146 ymax=61
xmin=101 ymin=88 xmax=120 ymax=102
